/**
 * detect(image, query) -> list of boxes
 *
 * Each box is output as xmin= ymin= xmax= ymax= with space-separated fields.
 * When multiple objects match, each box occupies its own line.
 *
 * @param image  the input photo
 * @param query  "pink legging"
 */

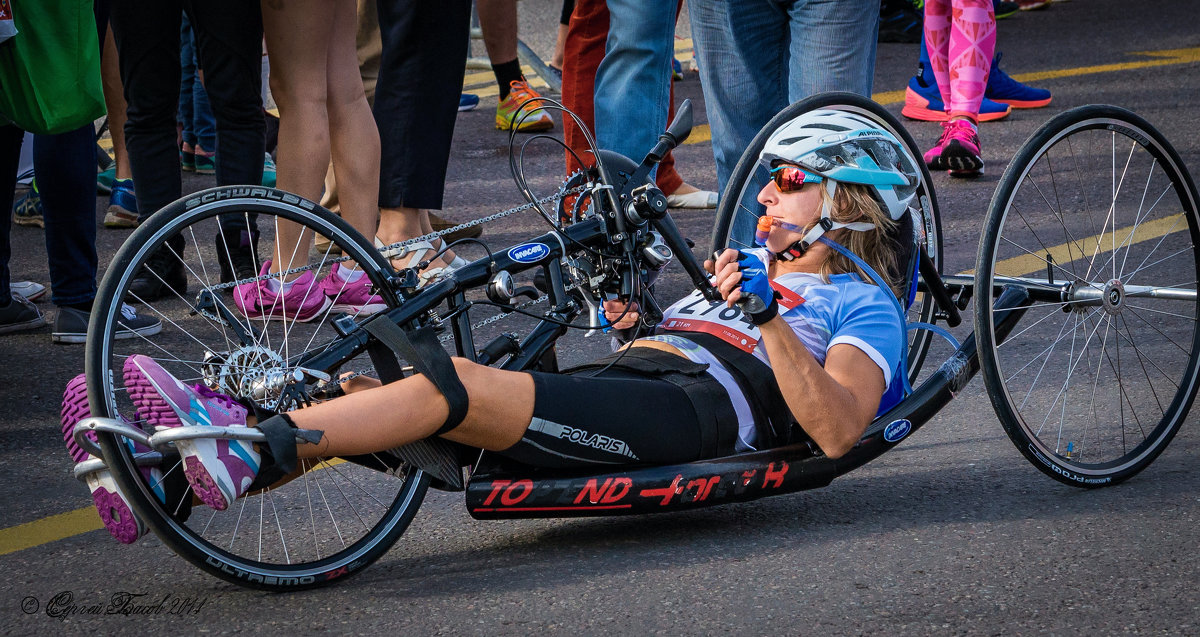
xmin=924 ymin=0 xmax=996 ymax=123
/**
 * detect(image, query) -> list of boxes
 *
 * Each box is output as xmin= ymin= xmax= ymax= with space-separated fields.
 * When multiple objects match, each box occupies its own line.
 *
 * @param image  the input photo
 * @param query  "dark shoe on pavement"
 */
xmin=128 ymin=240 xmax=188 ymax=302
xmin=216 ymin=228 xmax=261 ymax=284
xmin=878 ymin=0 xmax=923 ymax=43
xmin=0 ymin=293 xmax=47 ymax=335
xmin=53 ymin=303 xmax=162 ymax=344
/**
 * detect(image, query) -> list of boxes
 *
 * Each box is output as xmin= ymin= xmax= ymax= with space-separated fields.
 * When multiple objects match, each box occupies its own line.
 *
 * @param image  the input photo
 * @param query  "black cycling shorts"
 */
xmin=499 ymin=365 xmax=738 ymax=469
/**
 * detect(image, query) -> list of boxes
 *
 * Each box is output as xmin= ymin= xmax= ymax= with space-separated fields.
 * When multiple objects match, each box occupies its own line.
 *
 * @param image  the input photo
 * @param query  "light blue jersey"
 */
xmin=644 ymin=253 xmax=904 ymax=451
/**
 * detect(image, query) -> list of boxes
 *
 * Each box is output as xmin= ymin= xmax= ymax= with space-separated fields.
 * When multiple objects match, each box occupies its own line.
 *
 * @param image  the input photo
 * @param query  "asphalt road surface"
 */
xmin=3 ymin=0 xmax=1200 ymax=633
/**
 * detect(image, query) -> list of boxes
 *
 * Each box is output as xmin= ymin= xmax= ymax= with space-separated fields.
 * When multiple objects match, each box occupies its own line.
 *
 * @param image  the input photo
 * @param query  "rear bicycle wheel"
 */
xmin=976 ymin=105 xmax=1200 ymax=487
xmin=85 ymin=186 xmax=429 ymax=589
xmin=711 ymin=92 xmax=943 ymax=383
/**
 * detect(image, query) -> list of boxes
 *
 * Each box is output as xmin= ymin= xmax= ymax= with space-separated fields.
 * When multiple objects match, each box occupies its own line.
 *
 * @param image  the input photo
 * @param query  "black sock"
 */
xmin=493 ymin=59 xmax=524 ymax=100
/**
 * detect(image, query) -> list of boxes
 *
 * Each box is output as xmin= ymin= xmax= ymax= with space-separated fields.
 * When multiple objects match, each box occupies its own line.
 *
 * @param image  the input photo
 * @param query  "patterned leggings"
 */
xmin=923 ymin=0 xmax=996 ymax=122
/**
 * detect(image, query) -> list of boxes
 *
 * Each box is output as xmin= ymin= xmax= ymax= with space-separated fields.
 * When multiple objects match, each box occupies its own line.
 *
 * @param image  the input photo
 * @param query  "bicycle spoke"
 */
xmin=312 ymin=462 xmax=349 ymax=549
xmin=1023 ymin=170 xmax=1089 ymax=278
xmin=1010 ymin=308 xmax=1077 ymax=410
xmin=1122 ymin=303 xmax=1194 ymax=355
xmin=266 ymin=490 xmax=290 ymax=565
xmin=302 ymin=459 xmax=321 ymax=561
xmin=996 ymin=234 xmax=1098 ymax=286
xmin=1115 ymin=313 xmax=1168 ymax=418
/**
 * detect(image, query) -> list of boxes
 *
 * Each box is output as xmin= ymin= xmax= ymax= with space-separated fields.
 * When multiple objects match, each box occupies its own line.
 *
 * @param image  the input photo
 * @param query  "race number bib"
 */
xmin=659 ymin=282 xmax=804 ymax=353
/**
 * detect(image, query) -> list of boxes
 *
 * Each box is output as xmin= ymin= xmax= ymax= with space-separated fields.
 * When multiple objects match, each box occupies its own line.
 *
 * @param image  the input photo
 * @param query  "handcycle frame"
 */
xmin=75 ymin=94 xmax=1200 ymax=590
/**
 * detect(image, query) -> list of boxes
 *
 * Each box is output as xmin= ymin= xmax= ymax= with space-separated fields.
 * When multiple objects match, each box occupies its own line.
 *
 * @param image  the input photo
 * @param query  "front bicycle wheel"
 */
xmin=711 ymin=92 xmax=943 ymax=383
xmin=976 ymin=105 xmax=1200 ymax=487
xmin=85 ymin=186 xmax=429 ymax=589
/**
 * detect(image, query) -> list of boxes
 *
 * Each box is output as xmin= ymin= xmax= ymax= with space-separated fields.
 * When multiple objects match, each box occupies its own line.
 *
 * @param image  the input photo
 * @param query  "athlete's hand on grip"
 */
xmin=706 ymin=249 xmax=778 ymax=325
xmin=603 ymin=299 xmax=640 ymax=330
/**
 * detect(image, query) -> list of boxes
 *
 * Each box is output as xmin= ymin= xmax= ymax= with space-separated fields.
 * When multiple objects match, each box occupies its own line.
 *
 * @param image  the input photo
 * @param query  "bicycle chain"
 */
xmin=203 ymin=186 xmax=587 ymax=293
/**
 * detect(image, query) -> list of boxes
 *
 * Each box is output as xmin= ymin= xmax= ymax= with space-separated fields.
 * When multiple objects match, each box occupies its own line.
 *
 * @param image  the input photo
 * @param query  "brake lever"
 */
xmin=578 ymin=288 xmax=607 ymax=337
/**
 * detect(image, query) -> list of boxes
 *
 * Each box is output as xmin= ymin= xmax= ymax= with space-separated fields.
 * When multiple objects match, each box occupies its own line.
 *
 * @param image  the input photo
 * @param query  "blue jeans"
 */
xmin=178 ymin=13 xmax=217 ymax=151
xmin=592 ymin=0 xmax=676 ymax=173
xmin=690 ymin=0 xmax=879 ymax=243
xmin=0 ymin=125 xmax=99 ymax=307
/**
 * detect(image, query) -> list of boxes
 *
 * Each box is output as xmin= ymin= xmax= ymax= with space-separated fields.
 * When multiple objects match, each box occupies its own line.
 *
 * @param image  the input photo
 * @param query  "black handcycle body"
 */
xmin=75 ymin=94 xmax=1200 ymax=590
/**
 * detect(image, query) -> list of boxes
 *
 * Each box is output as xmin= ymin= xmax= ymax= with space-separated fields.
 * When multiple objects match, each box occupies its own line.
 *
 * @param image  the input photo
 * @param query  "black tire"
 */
xmin=976 ymin=105 xmax=1200 ymax=488
xmin=711 ymin=92 xmax=943 ymax=383
xmin=85 ymin=186 xmax=429 ymax=590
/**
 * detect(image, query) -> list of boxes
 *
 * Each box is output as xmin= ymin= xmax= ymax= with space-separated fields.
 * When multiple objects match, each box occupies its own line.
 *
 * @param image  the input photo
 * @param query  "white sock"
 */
xmin=336 ymin=266 xmax=364 ymax=283
xmin=263 ymin=277 xmax=297 ymax=294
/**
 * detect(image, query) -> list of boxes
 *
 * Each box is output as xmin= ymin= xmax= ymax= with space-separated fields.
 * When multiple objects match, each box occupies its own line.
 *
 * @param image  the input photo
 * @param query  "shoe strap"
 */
xmin=245 ymin=413 xmax=303 ymax=493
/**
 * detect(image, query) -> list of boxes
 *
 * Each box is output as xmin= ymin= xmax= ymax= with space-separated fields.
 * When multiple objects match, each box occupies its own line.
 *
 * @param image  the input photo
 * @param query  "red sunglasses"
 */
xmin=769 ymin=164 xmax=823 ymax=193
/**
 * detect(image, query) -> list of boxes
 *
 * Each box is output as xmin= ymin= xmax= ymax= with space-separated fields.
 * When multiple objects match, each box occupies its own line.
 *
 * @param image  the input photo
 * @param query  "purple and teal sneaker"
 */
xmin=123 ymin=355 xmax=259 ymax=511
xmin=62 ymin=374 xmax=166 ymax=544
xmin=233 ymin=259 xmax=332 ymax=322
xmin=317 ymin=262 xmax=387 ymax=315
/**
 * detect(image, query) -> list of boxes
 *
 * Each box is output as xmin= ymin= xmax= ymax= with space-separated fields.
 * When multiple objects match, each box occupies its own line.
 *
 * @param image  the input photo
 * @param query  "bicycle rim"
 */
xmin=976 ymin=106 xmax=1200 ymax=486
xmin=86 ymin=187 xmax=429 ymax=589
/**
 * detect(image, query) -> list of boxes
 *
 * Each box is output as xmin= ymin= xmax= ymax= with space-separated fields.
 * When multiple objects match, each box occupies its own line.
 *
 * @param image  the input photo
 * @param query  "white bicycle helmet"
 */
xmin=759 ymin=110 xmax=920 ymax=256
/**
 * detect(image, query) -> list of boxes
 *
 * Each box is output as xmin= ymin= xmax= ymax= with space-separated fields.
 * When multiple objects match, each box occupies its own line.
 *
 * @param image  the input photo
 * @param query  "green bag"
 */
xmin=0 ymin=0 xmax=104 ymax=135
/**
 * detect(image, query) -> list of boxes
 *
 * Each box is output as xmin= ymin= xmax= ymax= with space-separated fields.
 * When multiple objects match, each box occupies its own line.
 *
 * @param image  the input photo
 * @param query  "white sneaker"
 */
xmin=12 ymin=281 xmax=46 ymax=302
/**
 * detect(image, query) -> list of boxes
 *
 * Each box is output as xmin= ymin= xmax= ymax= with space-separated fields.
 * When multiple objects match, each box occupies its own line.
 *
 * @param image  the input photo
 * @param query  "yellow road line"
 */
xmin=1010 ymin=47 xmax=1200 ymax=83
xmin=0 ymin=458 xmax=350 ymax=557
xmin=0 ymin=507 xmax=102 ymax=556
xmin=987 ymin=213 xmax=1187 ymax=278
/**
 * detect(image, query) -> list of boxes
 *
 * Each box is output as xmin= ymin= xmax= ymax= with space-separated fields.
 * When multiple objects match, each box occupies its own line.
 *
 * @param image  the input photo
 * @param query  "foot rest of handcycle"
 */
xmin=73 ymin=452 xmax=164 ymax=481
xmin=73 ymin=416 xmax=323 ymax=459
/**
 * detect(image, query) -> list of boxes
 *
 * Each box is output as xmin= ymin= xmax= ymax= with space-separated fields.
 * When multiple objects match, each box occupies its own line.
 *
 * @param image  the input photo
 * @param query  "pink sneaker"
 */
xmin=317 ymin=262 xmax=387 ymax=315
xmin=233 ymin=259 xmax=332 ymax=322
xmin=123 ymin=355 xmax=260 ymax=511
xmin=62 ymin=374 xmax=166 ymax=544
xmin=923 ymin=119 xmax=984 ymax=176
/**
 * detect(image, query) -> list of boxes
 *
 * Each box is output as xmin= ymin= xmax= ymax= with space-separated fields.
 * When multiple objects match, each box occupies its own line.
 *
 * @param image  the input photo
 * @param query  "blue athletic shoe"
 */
xmin=902 ymin=62 xmax=1012 ymax=123
xmin=13 ymin=179 xmax=43 ymax=227
xmin=104 ymin=179 xmax=139 ymax=228
xmin=458 ymin=93 xmax=479 ymax=112
xmin=986 ymin=52 xmax=1052 ymax=108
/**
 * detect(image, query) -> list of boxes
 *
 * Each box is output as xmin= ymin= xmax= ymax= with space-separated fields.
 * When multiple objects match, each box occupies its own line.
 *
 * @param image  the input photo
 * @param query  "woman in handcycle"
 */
xmin=106 ymin=111 xmax=922 ymax=513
